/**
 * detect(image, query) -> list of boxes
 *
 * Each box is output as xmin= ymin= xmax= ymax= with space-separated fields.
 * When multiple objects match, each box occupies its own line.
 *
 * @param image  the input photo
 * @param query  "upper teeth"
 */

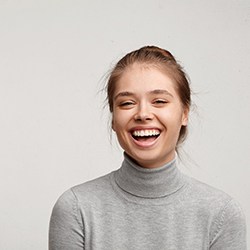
xmin=132 ymin=130 xmax=160 ymax=137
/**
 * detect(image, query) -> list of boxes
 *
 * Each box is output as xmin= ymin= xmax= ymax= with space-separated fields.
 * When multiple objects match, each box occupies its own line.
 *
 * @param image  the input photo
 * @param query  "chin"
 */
xmin=127 ymin=148 xmax=175 ymax=168
xmin=128 ymin=153 xmax=160 ymax=168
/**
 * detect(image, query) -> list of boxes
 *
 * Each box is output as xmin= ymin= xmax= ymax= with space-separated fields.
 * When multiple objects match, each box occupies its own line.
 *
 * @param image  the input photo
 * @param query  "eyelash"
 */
xmin=119 ymin=101 xmax=135 ymax=107
xmin=117 ymin=99 xmax=168 ymax=108
xmin=153 ymin=99 xmax=168 ymax=104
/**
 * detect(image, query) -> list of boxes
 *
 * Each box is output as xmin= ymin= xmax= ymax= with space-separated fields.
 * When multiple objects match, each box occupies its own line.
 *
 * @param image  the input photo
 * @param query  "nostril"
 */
xmin=134 ymin=113 xmax=153 ymax=121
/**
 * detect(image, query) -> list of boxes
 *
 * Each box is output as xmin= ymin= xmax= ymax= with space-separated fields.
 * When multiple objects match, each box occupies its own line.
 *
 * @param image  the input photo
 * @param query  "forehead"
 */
xmin=115 ymin=63 xmax=178 ymax=96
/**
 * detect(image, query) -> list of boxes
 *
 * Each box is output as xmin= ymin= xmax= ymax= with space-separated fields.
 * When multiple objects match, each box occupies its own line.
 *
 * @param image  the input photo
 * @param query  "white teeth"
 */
xmin=132 ymin=129 xmax=160 ymax=137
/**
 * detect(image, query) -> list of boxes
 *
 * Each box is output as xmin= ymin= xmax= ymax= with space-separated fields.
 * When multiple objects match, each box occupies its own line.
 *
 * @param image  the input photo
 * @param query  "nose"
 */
xmin=134 ymin=103 xmax=153 ymax=122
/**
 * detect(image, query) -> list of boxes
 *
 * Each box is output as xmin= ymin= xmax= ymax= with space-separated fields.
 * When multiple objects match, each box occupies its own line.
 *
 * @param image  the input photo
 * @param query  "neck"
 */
xmin=114 ymin=153 xmax=185 ymax=198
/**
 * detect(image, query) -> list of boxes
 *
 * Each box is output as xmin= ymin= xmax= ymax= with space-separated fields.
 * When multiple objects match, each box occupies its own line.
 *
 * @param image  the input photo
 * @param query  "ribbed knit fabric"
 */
xmin=49 ymin=154 xmax=247 ymax=249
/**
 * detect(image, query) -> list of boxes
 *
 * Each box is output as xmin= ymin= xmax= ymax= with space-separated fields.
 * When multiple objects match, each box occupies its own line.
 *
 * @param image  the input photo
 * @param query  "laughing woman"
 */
xmin=49 ymin=46 xmax=246 ymax=249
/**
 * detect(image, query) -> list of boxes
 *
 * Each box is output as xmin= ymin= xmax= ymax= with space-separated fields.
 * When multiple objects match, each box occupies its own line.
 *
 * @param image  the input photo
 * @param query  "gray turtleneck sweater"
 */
xmin=49 ymin=155 xmax=246 ymax=249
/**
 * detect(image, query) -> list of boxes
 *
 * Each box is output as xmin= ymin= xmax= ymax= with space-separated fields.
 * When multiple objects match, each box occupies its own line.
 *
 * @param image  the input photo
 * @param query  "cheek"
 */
xmin=112 ymin=111 xmax=127 ymax=132
xmin=159 ymin=108 xmax=185 ymax=128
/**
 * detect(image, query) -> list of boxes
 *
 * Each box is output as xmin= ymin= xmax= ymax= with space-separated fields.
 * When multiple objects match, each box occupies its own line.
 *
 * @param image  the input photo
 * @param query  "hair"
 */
xmin=106 ymin=45 xmax=191 ymax=147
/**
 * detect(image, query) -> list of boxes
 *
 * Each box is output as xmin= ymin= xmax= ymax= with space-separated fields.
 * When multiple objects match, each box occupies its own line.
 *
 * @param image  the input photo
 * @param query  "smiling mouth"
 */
xmin=131 ymin=129 xmax=161 ymax=141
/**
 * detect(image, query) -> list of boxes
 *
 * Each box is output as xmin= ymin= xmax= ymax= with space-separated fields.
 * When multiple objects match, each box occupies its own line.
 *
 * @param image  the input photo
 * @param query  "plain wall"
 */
xmin=0 ymin=0 xmax=249 ymax=249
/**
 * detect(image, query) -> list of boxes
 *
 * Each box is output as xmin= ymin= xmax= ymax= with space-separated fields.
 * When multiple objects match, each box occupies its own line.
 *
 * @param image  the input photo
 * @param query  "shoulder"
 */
xmin=208 ymin=194 xmax=247 ymax=247
xmin=72 ymin=172 xmax=114 ymax=199
xmin=186 ymin=175 xmax=233 ymax=206
xmin=55 ymin=172 xmax=115 ymax=209
xmin=183 ymin=175 xmax=245 ymax=224
xmin=51 ymin=172 xmax=114 ymax=223
xmin=184 ymin=176 xmax=246 ymax=246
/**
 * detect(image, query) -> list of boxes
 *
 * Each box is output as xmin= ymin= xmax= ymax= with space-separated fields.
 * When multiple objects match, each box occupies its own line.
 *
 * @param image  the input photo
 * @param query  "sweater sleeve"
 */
xmin=209 ymin=198 xmax=247 ymax=250
xmin=49 ymin=189 xmax=85 ymax=250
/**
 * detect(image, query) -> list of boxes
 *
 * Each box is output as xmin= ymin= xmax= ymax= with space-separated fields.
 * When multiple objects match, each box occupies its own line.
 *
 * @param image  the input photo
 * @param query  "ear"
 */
xmin=111 ymin=118 xmax=116 ymax=132
xmin=181 ymin=107 xmax=189 ymax=126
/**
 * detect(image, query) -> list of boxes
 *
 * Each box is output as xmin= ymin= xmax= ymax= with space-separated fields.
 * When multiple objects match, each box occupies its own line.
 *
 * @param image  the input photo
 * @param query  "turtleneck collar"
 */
xmin=114 ymin=153 xmax=185 ymax=199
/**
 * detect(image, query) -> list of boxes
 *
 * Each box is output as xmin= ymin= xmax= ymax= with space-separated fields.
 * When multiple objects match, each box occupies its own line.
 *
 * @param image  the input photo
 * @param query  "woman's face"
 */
xmin=112 ymin=63 xmax=189 ymax=168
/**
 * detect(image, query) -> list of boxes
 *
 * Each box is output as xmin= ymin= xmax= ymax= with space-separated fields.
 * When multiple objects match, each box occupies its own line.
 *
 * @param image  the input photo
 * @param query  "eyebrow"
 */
xmin=149 ymin=89 xmax=173 ymax=97
xmin=114 ymin=89 xmax=173 ymax=100
xmin=114 ymin=91 xmax=135 ymax=100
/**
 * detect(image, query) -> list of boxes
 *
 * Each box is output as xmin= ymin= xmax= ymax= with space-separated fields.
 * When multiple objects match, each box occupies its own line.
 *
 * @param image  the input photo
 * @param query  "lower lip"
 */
xmin=130 ymin=134 xmax=160 ymax=148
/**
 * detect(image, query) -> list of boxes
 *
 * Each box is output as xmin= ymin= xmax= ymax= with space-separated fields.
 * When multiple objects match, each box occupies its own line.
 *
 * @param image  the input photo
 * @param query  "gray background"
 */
xmin=0 ymin=0 xmax=249 ymax=249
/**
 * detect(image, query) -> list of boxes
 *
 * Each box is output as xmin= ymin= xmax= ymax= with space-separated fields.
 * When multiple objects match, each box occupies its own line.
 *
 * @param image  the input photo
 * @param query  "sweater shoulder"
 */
xmin=186 ymin=175 xmax=233 ymax=204
xmin=183 ymin=175 xmax=240 ymax=219
xmin=50 ymin=172 xmax=115 ymax=228
xmin=69 ymin=172 xmax=115 ymax=204
xmin=184 ymin=175 xmax=246 ymax=246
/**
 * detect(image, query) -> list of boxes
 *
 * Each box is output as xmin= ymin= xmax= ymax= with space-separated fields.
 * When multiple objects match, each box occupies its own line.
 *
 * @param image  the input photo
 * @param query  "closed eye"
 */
xmin=153 ymin=99 xmax=168 ymax=104
xmin=119 ymin=101 xmax=135 ymax=107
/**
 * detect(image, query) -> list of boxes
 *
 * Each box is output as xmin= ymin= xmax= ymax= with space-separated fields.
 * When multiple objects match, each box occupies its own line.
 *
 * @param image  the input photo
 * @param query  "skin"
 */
xmin=112 ymin=63 xmax=189 ymax=168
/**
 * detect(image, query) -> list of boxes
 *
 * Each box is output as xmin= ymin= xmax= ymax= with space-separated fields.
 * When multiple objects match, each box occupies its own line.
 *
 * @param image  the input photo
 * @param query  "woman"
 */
xmin=49 ymin=46 xmax=246 ymax=249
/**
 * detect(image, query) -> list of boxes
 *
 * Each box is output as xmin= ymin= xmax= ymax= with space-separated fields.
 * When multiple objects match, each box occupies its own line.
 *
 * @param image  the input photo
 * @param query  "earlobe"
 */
xmin=182 ymin=116 xmax=188 ymax=126
xmin=182 ymin=108 xmax=189 ymax=126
